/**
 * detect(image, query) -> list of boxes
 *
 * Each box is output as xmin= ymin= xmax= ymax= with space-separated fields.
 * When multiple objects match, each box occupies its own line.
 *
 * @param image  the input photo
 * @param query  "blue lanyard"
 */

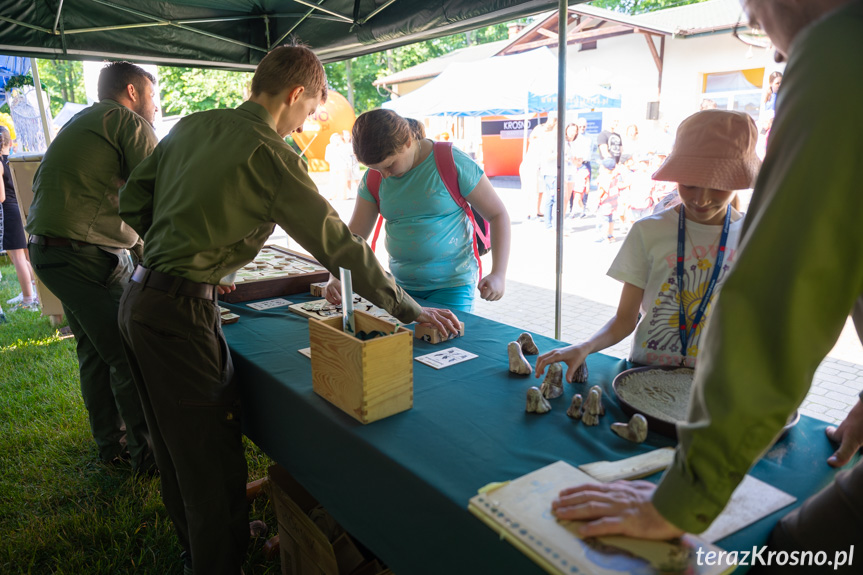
xmin=677 ymin=206 xmax=731 ymax=357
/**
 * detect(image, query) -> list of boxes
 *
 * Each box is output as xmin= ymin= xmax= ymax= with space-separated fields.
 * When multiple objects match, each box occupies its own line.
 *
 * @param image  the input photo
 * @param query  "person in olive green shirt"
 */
xmin=549 ymin=2 xmax=863 ymax=570
xmin=117 ymin=44 xmax=459 ymax=575
xmin=26 ymin=61 xmax=158 ymax=473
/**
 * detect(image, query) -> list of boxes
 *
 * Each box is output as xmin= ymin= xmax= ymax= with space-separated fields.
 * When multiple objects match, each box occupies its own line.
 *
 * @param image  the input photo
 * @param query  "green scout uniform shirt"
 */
xmin=26 ymin=99 xmax=157 ymax=248
xmin=652 ymin=1 xmax=863 ymax=533
xmin=118 ymin=101 xmax=421 ymax=324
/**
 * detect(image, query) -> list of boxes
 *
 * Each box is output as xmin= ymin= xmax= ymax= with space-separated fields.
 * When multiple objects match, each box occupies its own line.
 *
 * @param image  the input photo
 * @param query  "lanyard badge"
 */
xmin=676 ymin=206 xmax=731 ymax=358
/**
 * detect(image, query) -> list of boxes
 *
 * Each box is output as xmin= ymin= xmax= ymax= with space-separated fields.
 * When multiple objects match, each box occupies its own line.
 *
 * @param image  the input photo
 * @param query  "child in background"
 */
xmin=536 ymin=109 xmax=761 ymax=381
xmin=594 ymin=157 xmax=619 ymax=242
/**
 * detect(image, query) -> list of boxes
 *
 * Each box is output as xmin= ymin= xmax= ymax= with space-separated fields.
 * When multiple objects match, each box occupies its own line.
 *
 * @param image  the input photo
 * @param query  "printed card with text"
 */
xmin=247 ymin=298 xmax=293 ymax=311
xmin=415 ymin=347 xmax=478 ymax=370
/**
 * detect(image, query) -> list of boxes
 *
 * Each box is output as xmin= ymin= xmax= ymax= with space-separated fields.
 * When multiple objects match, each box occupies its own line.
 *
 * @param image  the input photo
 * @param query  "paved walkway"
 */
xmin=298 ymin=172 xmax=863 ymax=425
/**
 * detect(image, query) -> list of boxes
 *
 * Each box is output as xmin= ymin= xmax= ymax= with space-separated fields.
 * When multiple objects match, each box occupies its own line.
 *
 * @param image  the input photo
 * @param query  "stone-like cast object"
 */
xmin=611 ymin=414 xmax=649 ymax=443
xmin=526 ymin=386 xmax=551 ymax=414
xmin=588 ymin=385 xmax=605 ymax=416
xmin=582 ymin=388 xmax=603 ymax=426
xmin=507 ymin=341 xmax=532 ymax=375
xmin=572 ymin=362 xmax=589 ymax=383
xmin=540 ymin=363 xmax=564 ymax=399
xmin=517 ymin=332 xmax=539 ymax=355
xmin=566 ymin=394 xmax=583 ymax=419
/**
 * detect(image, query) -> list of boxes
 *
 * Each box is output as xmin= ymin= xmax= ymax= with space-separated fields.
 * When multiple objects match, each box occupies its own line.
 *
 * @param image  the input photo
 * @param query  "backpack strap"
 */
xmin=433 ymin=141 xmax=486 ymax=283
xmin=366 ymin=169 xmax=384 ymax=252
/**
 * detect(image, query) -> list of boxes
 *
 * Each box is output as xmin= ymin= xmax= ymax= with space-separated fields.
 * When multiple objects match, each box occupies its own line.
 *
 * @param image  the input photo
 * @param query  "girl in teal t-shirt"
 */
xmin=325 ymin=109 xmax=510 ymax=312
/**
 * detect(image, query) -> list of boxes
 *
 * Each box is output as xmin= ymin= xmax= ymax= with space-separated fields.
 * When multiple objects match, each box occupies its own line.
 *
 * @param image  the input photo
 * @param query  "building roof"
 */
xmin=627 ymin=0 xmax=741 ymax=35
xmin=377 ymin=0 xmax=742 ymax=87
xmin=374 ymin=39 xmax=511 ymax=86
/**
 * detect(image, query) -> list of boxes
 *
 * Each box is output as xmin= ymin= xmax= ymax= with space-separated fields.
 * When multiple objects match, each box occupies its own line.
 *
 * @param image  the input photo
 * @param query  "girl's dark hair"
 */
xmin=352 ymin=109 xmax=412 ymax=165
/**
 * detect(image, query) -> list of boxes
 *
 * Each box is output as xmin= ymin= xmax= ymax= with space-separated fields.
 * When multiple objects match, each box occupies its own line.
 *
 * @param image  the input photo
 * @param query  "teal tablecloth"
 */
xmin=224 ymin=294 xmax=852 ymax=574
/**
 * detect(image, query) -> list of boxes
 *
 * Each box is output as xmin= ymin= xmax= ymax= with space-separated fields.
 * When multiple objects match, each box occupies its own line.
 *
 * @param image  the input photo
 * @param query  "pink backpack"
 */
xmin=365 ymin=141 xmax=491 ymax=282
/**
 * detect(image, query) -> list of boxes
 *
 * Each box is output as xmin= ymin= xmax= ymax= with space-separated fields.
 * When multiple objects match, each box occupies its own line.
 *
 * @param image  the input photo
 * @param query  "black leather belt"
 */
xmin=29 ymin=234 xmax=95 ymax=247
xmin=131 ymin=265 xmax=217 ymax=301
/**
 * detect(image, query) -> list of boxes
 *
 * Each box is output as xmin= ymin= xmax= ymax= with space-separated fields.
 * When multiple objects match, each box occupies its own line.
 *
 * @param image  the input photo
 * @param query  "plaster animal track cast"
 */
xmin=526 ymin=386 xmax=551 ymax=414
xmin=507 ymin=341 xmax=532 ymax=375
xmin=566 ymin=394 xmax=583 ymax=419
xmin=572 ymin=362 xmax=589 ymax=383
xmin=582 ymin=387 xmax=603 ymax=426
xmin=540 ymin=363 xmax=563 ymax=399
xmin=611 ymin=414 xmax=648 ymax=443
xmin=516 ymin=332 xmax=539 ymax=355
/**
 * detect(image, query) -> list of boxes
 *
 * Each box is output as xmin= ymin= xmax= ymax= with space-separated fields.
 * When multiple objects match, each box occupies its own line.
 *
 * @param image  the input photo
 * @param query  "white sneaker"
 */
xmin=7 ymin=292 xmax=23 ymax=305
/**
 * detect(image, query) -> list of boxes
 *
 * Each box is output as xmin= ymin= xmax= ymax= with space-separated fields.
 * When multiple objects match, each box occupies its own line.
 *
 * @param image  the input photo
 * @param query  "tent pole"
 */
xmin=30 ymin=58 xmax=53 ymax=148
xmin=553 ymin=0 xmax=567 ymax=340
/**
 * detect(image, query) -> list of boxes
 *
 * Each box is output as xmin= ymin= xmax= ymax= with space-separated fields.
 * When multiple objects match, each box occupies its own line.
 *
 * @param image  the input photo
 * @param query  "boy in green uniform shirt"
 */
xmin=27 ymin=61 xmax=158 ymax=473
xmin=118 ymin=44 xmax=459 ymax=575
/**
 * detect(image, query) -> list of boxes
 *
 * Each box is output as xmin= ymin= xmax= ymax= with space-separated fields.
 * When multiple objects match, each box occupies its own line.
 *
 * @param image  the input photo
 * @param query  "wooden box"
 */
xmin=414 ymin=322 xmax=465 ymax=344
xmin=309 ymin=310 xmax=413 ymax=424
xmin=220 ymin=245 xmax=330 ymax=303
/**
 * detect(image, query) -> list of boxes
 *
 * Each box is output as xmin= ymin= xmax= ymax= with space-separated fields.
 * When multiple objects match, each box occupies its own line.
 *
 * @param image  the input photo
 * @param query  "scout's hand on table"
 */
xmin=552 ymin=480 xmax=684 ymax=540
xmin=478 ymin=272 xmax=505 ymax=301
xmin=217 ymin=284 xmax=236 ymax=295
xmin=324 ymin=275 xmax=342 ymax=305
xmin=535 ymin=344 xmax=589 ymax=383
xmin=416 ymin=307 xmax=461 ymax=338
xmin=826 ymin=398 xmax=863 ymax=467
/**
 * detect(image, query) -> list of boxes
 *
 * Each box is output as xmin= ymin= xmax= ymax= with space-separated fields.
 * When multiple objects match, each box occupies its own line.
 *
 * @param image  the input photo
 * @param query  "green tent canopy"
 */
xmin=0 ymin=0 xmax=566 ymax=69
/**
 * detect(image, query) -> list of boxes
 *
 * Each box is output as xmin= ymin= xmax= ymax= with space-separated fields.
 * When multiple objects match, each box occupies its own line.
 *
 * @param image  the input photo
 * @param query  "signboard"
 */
xmin=481 ymin=118 xmax=540 ymax=140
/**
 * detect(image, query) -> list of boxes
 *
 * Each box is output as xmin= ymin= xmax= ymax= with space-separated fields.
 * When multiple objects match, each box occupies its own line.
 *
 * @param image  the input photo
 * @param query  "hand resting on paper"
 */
xmin=551 ymin=480 xmax=684 ymax=540
xmin=826 ymin=398 xmax=863 ymax=467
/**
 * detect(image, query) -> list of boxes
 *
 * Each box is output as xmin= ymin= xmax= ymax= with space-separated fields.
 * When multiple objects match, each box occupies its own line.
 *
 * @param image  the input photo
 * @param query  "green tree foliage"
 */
xmin=589 ymin=0 xmax=708 ymax=15
xmin=325 ymin=21 xmax=516 ymax=114
xmin=157 ymin=66 xmax=251 ymax=116
xmin=34 ymin=60 xmax=85 ymax=117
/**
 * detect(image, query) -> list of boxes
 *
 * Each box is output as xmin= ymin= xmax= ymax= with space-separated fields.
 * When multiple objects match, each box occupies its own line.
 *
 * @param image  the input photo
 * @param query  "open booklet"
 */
xmin=468 ymin=460 xmax=734 ymax=575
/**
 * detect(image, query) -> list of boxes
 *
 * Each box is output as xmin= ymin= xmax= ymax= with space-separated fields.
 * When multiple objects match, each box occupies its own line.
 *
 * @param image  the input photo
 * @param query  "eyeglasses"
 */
xmin=731 ymin=9 xmax=772 ymax=49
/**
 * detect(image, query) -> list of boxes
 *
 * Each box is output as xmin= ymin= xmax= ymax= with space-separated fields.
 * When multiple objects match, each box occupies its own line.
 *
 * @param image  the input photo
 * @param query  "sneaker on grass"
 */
xmin=6 ymin=292 xmax=23 ymax=305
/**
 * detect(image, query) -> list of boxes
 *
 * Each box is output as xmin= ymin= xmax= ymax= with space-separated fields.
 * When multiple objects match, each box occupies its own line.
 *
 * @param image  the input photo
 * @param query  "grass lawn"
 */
xmin=0 ymin=261 xmax=278 ymax=574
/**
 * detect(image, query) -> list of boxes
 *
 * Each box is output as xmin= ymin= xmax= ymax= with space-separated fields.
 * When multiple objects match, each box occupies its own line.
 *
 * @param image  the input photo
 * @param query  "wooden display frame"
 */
xmin=219 ymin=245 xmax=330 ymax=303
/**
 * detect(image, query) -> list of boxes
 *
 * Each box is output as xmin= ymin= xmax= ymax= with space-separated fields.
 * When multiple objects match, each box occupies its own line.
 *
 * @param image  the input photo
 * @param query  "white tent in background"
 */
xmin=383 ymin=47 xmax=558 ymax=117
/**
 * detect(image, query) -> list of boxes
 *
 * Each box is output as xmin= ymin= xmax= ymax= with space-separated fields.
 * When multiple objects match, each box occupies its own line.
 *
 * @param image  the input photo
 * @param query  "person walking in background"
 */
xmin=1 ymin=126 xmax=38 ymax=313
xmin=546 ymin=5 xmax=863 ymax=571
xmin=537 ymin=109 xmax=759 ymax=380
xmin=764 ymin=70 xmax=782 ymax=111
xmin=519 ymin=120 xmax=543 ymax=219
xmin=596 ymin=115 xmax=622 ymax=167
xmin=575 ymin=117 xmax=593 ymax=217
xmin=25 ymin=62 xmax=158 ymax=474
xmin=622 ymin=123 xmax=643 ymax=161
xmin=537 ymin=113 xmax=560 ymax=230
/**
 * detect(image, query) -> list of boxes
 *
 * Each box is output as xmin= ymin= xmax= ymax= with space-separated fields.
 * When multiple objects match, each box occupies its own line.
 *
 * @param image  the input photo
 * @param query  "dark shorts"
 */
xmin=1 ymin=201 xmax=27 ymax=250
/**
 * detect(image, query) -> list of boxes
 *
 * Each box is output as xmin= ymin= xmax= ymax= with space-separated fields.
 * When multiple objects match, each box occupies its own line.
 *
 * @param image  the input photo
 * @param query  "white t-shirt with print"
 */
xmin=607 ymin=207 xmax=743 ymax=367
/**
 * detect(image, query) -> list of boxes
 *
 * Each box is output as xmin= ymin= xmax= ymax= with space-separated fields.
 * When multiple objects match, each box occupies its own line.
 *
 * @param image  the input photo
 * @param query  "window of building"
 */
xmin=701 ymin=68 xmax=765 ymax=120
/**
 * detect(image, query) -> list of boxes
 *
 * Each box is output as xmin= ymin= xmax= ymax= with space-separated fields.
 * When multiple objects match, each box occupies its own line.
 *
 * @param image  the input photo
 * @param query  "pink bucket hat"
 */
xmin=652 ymin=109 xmax=761 ymax=191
